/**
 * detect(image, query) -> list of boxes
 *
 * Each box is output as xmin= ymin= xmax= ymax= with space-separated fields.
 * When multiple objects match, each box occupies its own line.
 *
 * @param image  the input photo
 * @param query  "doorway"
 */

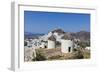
xmin=68 ymin=47 xmax=71 ymax=52
xmin=44 ymin=45 xmax=47 ymax=48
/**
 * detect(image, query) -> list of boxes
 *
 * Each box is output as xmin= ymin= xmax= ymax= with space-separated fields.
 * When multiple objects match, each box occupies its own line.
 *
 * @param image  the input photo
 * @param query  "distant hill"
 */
xmin=24 ymin=32 xmax=44 ymax=39
xmin=50 ymin=28 xmax=90 ymax=42
xmin=51 ymin=28 xmax=90 ymax=40
xmin=24 ymin=29 xmax=90 ymax=43
xmin=70 ymin=31 xmax=90 ymax=42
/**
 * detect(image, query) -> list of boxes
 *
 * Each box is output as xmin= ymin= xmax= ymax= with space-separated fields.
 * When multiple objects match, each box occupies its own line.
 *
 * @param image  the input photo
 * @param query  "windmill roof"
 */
xmin=61 ymin=34 xmax=73 ymax=40
xmin=48 ymin=35 xmax=56 ymax=41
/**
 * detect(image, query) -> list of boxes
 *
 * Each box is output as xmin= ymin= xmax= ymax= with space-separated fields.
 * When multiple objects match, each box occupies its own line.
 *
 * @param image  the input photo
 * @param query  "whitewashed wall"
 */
xmin=61 ymin=40 xmax=74 ymax=53
xmin=48 ymin=40 xmax=55 ymax=49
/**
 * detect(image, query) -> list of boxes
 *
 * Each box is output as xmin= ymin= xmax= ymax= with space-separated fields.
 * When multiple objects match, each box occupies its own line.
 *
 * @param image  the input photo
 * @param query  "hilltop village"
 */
xmin=24 ymin=29 xmax=90 ymax=61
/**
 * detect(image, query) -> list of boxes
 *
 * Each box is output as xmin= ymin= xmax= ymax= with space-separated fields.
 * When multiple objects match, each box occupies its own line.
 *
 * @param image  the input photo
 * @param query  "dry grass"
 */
xmin=35 ymin=48 xmax=62 ymax=59
xmin=33 ymin=48 xmax=90 ymax=61
xmin=81 ymin=49 xmax=90 ymax=59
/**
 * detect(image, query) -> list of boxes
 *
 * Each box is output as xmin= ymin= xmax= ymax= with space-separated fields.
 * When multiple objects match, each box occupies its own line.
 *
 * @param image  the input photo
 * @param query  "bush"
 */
xmin=32 ymin=51 xmax=47 ymax=61
xmin=78 ymin=41 xmax=90 ymax=48
xmin=82 ymin=50 xmax=90 ymax=59
xmin=69 ymin=50 xmax=84 ymax=59
xmin=73 ymin=48 xmax=78 ymax=51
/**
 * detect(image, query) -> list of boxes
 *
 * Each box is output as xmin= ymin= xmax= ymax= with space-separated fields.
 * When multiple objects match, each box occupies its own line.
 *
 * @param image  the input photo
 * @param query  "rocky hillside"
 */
xmin=70 ymin=31 xmax=90 ymax=42
xmin=49 ymin=28 xmax=90 ymax=42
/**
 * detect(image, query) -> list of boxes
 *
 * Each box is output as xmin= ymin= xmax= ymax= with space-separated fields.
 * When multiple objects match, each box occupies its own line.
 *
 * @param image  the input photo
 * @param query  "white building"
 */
xmin=31 ymin=39 xmax=41 ymax=49
xmin=85 ymin=47 xmax=90 ymax=50
xmin=61 ymin=34 xmax=74 ymax=53
xmin=40 ymin=42 xmax=47 ymax=48
xmin=48 ymin=35 xmax=56 ymax=49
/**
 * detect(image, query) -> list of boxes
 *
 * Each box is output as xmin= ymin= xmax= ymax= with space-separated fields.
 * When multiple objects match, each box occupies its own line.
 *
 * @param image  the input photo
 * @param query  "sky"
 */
xmin=24 ymin=11 xmax=90 ymax=34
